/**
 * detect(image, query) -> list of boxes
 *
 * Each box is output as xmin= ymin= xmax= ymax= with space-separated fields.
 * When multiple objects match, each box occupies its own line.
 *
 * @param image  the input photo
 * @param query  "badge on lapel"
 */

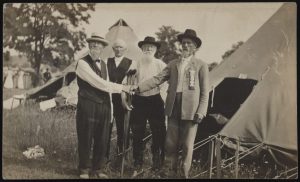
xmin=188 ymin=68 xmax=196 ymax=90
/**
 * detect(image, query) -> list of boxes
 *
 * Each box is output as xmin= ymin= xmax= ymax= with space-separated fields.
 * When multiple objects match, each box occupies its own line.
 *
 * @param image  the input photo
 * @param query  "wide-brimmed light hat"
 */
xmin=86 ymin=33 xmax=109 ymax=47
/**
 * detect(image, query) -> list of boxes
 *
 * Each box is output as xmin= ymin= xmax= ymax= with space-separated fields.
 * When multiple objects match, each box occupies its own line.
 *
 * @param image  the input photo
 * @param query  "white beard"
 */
xmin=142 ymin=52 xmax=155 ymax=62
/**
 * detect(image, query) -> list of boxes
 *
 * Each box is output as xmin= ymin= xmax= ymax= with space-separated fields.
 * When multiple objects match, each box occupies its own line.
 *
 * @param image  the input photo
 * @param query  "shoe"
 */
xmin=79 ymin=173 xmax=89 ymax=179
xmin=131 ymin=164 xmax=143 ymax=178
xmin=95 ymin=172 xmax=109 ymax=179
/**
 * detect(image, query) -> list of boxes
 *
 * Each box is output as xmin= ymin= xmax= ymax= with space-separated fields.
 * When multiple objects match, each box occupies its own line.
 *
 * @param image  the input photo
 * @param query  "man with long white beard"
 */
xmin=75 ymin=33 xmax=132 ymax=179
xmin=123 ymin=36 xmax=167 ymax=176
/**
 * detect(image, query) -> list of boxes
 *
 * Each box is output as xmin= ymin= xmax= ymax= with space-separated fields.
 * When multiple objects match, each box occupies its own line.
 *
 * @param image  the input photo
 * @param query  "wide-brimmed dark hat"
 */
xmin=177 ymin=29 xmax=202 ymax=48
xmin=86 ymin=33 xmax=109 ymax=46
xmin=138 ymin=36 xmax=160 ymax=49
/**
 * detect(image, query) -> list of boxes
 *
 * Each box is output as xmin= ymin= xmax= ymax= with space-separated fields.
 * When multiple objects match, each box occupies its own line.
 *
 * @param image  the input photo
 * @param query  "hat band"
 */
xmin=91 ymin=35 xmax=104 ymax=39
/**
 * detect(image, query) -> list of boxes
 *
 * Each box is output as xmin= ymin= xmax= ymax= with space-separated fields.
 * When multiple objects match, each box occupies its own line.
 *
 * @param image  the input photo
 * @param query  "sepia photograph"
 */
xmin=2 ymin=2 xmax=297 ymax=179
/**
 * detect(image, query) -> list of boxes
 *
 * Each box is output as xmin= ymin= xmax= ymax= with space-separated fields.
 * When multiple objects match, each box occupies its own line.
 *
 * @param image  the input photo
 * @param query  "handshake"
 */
xmin=122 ymin=85 xmax=139 ymax=95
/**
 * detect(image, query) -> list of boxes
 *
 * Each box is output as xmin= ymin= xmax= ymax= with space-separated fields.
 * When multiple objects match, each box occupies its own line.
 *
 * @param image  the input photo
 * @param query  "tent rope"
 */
xmin=273 ymin=166 xmax=298 ymax=179
xmin=286 ymin=172 xmax=298 ymax=179
xmin=221 ymin=143 xmax=264 ymax=169
xmin=220 ymin=142 xmax=264 ymax=164
xmin=193 ymin=134 xmax=218 ymax=148
xmin=193 ymin=135 xmax=217 ymax=152
xmin=192 ymin=142 xmax=264 ymax=178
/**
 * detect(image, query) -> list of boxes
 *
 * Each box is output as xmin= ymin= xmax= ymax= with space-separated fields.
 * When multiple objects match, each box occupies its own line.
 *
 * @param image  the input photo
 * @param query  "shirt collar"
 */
xmin=182 ymin=55 xmax=193 ymax=62
xmin=114 ymin=56 xmax=124 ymax=62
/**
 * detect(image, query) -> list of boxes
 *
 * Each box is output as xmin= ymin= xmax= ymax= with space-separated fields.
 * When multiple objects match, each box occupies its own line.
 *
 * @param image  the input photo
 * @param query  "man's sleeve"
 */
xmin=76 ymin=59 xmax=123 ymax=93
xmin=196 ymin=63 xmax=209 ymax=118
xmin=138 ymin=63 xmax=170 ymax=93
xmin=158 ymin=60 xmax=168 ymax=103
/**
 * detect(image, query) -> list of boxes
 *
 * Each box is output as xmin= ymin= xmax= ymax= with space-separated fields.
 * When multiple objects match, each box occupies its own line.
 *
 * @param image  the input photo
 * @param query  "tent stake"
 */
xmin=209 ymin=137 xmax=215 ymax=178
xmin=216 ymin=137 xmax=221 ymax=178
xmin=235 ymin=138 xmax=240 ymax=179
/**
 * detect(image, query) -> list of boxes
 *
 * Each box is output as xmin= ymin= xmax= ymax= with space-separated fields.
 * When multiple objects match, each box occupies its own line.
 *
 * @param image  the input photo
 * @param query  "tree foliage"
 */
xmin=3 ymin=3 xmax=95 ymax=79
xmin=155 ymin=26 xmax=181 ymax=64
xmin=221 ymin=41 xmax=244 ymax=60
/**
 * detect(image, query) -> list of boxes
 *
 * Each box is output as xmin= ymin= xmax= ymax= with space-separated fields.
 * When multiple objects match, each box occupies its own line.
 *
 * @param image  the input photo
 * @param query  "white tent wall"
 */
xmin=209 ymin=3 xmax=295 ymax=89
xmin=217 ymin=3 xmax=297 ymax=166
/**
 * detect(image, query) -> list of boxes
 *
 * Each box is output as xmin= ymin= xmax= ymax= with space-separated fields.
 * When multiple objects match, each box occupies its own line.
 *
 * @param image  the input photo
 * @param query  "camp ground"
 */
xmin=2 ymin=3 xmax=297 ymax=179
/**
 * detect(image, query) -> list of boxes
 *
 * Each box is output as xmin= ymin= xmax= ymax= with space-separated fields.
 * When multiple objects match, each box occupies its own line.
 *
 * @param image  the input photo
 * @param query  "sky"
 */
xmin=81 ymin=3 xmax=282 ymax=63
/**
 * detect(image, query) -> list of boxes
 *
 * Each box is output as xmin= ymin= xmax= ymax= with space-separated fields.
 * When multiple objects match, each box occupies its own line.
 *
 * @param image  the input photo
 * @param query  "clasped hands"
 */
xmin=122 ymin=84 xmax=139 ymax=95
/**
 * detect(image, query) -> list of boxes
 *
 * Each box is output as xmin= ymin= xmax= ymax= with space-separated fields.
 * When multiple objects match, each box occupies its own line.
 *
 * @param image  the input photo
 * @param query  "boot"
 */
xmin=152 ymin=152 xmax=161 ymax=171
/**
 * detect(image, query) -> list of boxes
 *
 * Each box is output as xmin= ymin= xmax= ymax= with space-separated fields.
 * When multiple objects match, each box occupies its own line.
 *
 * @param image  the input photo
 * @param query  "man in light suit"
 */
xmin=133 ymin=29 xmax=209 ymax=178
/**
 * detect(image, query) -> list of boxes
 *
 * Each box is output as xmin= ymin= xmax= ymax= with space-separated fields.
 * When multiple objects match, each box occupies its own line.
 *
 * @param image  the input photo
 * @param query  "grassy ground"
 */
xmin=2 ymin=88 xmax=295 ymax=179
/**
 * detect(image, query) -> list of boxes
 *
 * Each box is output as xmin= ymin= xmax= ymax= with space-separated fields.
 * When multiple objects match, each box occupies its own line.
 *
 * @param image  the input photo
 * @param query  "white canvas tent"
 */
xmin=205 ymin=3 xmax=297 ymax=166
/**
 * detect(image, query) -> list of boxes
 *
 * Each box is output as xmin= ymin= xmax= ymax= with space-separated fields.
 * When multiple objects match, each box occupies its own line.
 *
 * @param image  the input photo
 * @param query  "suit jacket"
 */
xmin=138 ymin=56 xmax=209 ymax=120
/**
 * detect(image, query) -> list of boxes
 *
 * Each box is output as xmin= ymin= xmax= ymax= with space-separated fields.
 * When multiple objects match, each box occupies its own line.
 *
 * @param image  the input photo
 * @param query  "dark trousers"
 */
xmin=130 ymin=94 xmax=166 ymax=166
xmin=76 ymin=97 xmax=111 ymax=173
xmin=107 ymin=96 xmax=130 ymax=156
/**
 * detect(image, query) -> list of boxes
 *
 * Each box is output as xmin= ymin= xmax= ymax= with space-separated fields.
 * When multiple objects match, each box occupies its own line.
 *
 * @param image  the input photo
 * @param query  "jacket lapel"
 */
xmin=185 ymin=56 xmax=197 ymax=73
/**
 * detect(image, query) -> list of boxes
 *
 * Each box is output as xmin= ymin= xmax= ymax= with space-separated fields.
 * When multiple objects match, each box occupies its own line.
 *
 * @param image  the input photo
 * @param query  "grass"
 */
xmin=2 ymin=88 xmax=296 ymax=179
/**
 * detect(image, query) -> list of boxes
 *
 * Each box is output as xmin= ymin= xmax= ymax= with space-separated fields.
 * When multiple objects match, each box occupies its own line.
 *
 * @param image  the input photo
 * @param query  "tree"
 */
xmin=3 ymin=3 xmax=95 ymax=85
xmin=155 ymin=26 xmax=181 ymax=64
xmin=221 ymin=41 xmax=244 ymax=60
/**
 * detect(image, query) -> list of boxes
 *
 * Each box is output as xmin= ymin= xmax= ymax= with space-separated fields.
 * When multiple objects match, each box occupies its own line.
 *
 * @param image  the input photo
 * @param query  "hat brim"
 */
xmin=138 ymin=41 xmax=161 ymax=49
xmin=86 ymin=38 xmax=109 ymax=47
xmin=177 ymin=34 xmax=202 ymax=48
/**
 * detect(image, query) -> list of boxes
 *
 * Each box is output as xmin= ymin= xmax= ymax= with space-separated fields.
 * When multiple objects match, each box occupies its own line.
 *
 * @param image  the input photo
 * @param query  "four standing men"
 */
xmin=75 ymin=29 xmax=209 ymax=179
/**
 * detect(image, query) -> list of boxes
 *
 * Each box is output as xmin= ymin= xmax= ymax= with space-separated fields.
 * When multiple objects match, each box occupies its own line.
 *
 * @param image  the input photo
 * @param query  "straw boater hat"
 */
xmin=86 ymin=33 xmax=109 ymax=47
xmin=177 ymin=29 xmax=202 ymax=48
xmin=138 ymin=36 xmax=161 ymax=49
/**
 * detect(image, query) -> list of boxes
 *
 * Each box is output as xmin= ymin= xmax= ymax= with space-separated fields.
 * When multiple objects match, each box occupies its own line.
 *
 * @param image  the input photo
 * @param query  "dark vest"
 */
xmin=107 ymin=57 xmax=132 ymax=84
xmin=76 ymin=54 xmax=110 ymax=104
xmin=107 ymin=57 xmax=132 ymax=105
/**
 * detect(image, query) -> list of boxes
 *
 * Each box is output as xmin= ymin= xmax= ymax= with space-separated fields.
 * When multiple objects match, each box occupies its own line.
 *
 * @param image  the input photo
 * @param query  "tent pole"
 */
xmin=209 ymin=137 xmax=215 ymax=178
xmin=216 ymin=136 xmax=221 ymax=178
xmin=235 ymin=138 xmax=240 ymax=179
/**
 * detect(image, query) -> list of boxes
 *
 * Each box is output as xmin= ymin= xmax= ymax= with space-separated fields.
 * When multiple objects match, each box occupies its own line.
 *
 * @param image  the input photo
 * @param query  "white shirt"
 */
xmin=114 ymin=56 xmax=124 ymax=67
xmin=176 ymin=55 xmax=193 ymax=92
xmin=75 ymin=56 xmax=124 ymax=94
xmin=122 ymin=58 xmax=168 ymax=100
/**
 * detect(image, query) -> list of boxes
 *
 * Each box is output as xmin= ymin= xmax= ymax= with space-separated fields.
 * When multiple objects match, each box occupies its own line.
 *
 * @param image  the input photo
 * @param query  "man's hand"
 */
xmin=122 ymin=85 xmax=135 ymax=95
xmin=130 ymin=85 xmax=139 ymax=93
xmin=193 ymin=113 xmax=204 ymax=124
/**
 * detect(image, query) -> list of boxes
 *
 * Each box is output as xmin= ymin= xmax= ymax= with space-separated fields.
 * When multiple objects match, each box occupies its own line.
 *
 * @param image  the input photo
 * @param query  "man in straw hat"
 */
xmin=132 ymin=29 xmax=209 ymax=178
xmin=75 ymin=33 xmax=132 ymax=179
xmin=122 ymin=36 xmax=167 ymax=176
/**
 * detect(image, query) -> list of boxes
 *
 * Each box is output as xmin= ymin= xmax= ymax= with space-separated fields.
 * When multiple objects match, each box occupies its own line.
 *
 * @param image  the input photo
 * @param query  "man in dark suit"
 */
xmin=75 ymin=33 xmax=132 ymax=179
xmin=133 ymin=29 xmax=209 ymax=178
xmin=106 ymin=39 xmax=133 ymax=168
